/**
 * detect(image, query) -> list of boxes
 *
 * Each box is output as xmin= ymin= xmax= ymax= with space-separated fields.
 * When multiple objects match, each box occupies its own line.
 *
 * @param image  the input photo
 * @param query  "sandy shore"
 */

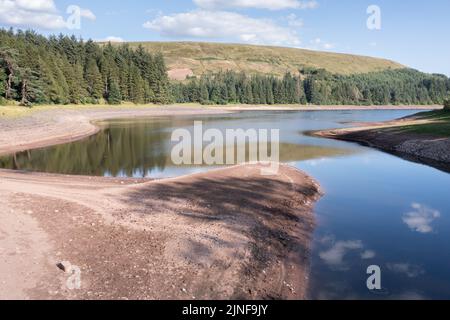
xmin=313 ymin=111 xmax=450 ymax=172
xmin=0 ymin=106 xmax=322 ymax=300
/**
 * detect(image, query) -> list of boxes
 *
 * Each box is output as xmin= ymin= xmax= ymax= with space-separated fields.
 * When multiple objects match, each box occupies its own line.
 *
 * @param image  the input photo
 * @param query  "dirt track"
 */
xmin=0 ymin=106 xmax=322 ymax=300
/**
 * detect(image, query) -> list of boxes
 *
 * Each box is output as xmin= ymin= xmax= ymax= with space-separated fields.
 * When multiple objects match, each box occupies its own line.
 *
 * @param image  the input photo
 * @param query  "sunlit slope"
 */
xmin=125 ymin=42 xmax=404 ymax=78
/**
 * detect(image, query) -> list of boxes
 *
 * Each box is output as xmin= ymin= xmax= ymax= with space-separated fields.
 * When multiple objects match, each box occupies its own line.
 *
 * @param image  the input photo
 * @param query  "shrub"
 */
xmin=444 ymin=98 xmax=450 ymax=110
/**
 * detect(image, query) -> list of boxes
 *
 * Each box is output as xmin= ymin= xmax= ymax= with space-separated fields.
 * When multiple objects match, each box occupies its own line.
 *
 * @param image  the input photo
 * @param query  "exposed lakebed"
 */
xmin=1 ymin=110 xmax=449 ymax=299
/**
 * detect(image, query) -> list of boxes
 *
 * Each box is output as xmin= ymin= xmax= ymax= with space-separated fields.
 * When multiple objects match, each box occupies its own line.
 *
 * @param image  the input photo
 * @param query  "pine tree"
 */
xmin=0 ymin=66 xmax=6 ymax=101
xmin=128 ymin=64 xmax=144 ymax=104
xmin=68 ymin=63 xmax=88 ymax=104
xmin=1 ymin=28 xmax=450 ymax=107
xmin=0 ymin=47 xmax=19 ymax=100
xmin=19 ymin=67 xmax=44 ymax=106
xmin=243 ymin=80 xmax=253 ymax=104
xmin=107 ymin=78 xmax=121 ymax=105
xmin=200 ymin=80 xmax=209 ymax=104
xmin=85 ymin=59 xmax=103 ymax=101
xmin=265 ymin=78 xmax=274 ymax=105
xmin=152 ymin=53 xmax=170 ymax=104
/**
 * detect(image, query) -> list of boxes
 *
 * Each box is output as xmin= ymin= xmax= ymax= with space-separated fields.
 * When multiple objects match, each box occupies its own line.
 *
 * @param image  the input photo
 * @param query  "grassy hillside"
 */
xmin=125 ymin=42 xmax=405 ymax=79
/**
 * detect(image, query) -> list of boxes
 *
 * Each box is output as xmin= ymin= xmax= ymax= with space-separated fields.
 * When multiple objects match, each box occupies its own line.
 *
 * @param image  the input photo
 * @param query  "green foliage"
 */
xmin=85 ymin=59 xmax=104 ymax=101
xmin=19 ymin=67 xmax=45 ymax=106
xmin=172 ymin=69 xmax=450 ymax=106
xmin=0 ymin=47 xmax=20 ymax=101
xmin=0 ymin=66 xmax=5 ymax=98
xmin=444 ymin=98 xmax=450 ymax=110
xmin=0 ymin=29 xmax=171 ymax=106
xmin=107 ymin=79 xmax=122 ymax=105
xmin=1 ymin=29 xmax=449 ymax=107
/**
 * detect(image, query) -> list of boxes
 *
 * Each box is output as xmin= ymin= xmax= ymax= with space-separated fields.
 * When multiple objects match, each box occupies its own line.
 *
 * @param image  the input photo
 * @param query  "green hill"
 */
xmin=124 ymin=42 xmax=404 ymax=80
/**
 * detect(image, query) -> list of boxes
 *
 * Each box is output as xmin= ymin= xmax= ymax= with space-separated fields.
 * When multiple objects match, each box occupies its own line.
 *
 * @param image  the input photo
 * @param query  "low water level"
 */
xmin=1 ymin=110 xmax=449 ymax=299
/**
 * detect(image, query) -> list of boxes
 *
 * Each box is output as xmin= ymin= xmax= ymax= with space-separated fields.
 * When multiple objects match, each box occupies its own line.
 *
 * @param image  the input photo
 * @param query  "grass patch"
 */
xmin=395 ymin=110 xmax=450 ymax=137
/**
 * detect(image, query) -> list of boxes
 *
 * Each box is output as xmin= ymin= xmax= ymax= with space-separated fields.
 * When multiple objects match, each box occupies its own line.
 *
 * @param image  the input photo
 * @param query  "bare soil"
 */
xmin=0 ymin=165 xmax=320 ymax=300
xmin=0 ymin=106 xmax=322 ymax=300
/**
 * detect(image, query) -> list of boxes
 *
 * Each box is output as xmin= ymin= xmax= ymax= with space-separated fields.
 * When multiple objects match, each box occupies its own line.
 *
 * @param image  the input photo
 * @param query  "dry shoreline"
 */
xmin=0 ymin=106 xmax=323 ymax=300
xmin=0 ymin=106 xmax=233 ymax=156
xmin=312 ymin=110 xmax=450 ymax=173
xmin=0 ymin=104 xmax=440 ymax=156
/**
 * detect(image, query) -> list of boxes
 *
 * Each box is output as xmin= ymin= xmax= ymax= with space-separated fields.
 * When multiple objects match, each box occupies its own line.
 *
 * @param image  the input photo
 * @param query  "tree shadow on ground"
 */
xmin=118 ymin=167 xmax=319 ymax=299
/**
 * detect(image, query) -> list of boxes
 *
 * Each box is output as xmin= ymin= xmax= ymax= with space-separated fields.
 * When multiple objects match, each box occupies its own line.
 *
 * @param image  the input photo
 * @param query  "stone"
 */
xmin=56 ymin=261 xmax=71 ymax=273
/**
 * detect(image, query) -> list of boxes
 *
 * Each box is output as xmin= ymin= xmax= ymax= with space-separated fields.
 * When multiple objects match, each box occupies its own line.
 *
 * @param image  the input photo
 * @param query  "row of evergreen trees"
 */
xmin=172 ymin=68 xmax=450 ymax=106
xmin=0 ymin=28 xmax=170 ymax=106
xmin=1 ymin=29 xmax=449 ymax=107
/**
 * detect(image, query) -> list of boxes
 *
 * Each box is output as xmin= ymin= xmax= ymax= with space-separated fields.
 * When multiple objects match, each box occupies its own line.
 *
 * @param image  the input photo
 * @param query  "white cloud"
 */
xmin=144 ymin=10 xmax=301 ymax=47
xmin=0 ymin=0 xmax=95 ymax=29
xmin=402 ymin=203 xmax=440 ymax=234
xmin=14 ymin=0 xmax=56 ymax=12
xmin=387 ymin=263 xmax=425 ymax=278
xmin=287 ymin=13 xmax=303 ymax=28
xmin=194 ymin=0 xmax=318 ymax=10
xmin=80 ymin=8 xmax=96 ymax=21
xmin=99 ymin=36 xmax=125 ymax=43
xmin=319 ymin=238 xmax=377 ymax=270
xmin=361 ymin=250 xmax=376 ymax=259
xmin=319 ymin=240 xmax=364 ymax=269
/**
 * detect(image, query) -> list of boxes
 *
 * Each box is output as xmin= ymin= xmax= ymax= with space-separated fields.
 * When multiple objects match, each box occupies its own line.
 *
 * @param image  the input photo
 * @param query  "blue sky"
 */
xmin=1 ymin=0 xmax=449 ymax=75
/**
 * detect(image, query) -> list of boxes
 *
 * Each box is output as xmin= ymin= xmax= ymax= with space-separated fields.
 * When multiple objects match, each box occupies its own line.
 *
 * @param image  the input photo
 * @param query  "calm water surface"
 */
xmin=1 ymin=110 xmax=449 ymax=299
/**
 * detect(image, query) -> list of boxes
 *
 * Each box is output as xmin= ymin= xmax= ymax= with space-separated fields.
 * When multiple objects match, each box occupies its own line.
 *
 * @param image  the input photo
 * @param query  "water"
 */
xmin=1 ymin=109 xmax=449 ymax=299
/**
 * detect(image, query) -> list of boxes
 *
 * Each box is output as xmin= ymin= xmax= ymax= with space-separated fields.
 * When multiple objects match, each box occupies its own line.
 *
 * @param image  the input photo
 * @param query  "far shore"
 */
xmin=0 ymin=105 xmax=322 ymax=300
xmin=312 ymin=110 xmax=450 ymax=173
xmin=0 ymin=102 xmax=441 ymax=119
xmin=0 ymin=104 xmax=441 ymax=156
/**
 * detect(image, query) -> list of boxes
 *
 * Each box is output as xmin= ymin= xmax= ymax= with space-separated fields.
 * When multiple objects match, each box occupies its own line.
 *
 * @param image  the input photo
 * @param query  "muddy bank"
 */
xmin=0 ymin=164 xmax=321 ymax=300
xmin=313 ymin=112 xmax=450 ymax=173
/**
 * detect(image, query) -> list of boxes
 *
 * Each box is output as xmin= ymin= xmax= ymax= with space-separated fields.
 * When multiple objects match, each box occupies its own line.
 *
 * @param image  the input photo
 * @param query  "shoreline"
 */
xmin=0 ymin=106 xmax=322 ymax=300
xmin=312 ymin=111 xmax=450 ymax=173
xmin=0 ymin=104 xmax=440 ymax=156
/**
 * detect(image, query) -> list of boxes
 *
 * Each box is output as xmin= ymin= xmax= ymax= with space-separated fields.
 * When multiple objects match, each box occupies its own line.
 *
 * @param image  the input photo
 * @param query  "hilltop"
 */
xmin=3 ymin=30 xmax=445 ymax=107
xmin=124 ymin=42 xmax=404 ymax=80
